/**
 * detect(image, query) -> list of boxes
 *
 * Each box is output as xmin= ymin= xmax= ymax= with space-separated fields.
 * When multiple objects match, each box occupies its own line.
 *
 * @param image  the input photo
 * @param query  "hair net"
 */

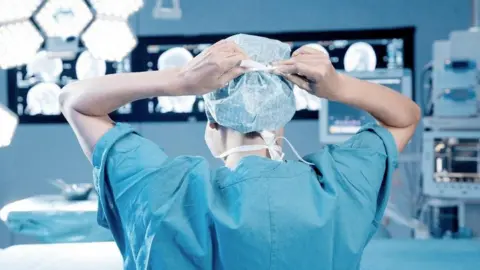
xmin=203 ymin=34 xmax=296 ymax=134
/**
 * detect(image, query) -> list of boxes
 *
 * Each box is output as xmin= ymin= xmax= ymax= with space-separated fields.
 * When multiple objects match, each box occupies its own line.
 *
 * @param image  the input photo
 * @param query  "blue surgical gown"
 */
xmin=92 ymin=123 xmax=398 ymax=270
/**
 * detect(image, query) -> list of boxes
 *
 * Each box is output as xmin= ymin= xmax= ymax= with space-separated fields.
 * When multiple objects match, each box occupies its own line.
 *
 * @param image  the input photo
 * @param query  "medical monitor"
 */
xmin=7 ymin=50 xmax=133 ymax=124
xmin=8 ymin=27 xmax=414 ymax=123
xmin=423 ymin=131 xmax=480 ymax=199
xmin=130 ymin=27 xmax=414 ymax=122
xmin=319 ymin=69 xmax=412 ymax=144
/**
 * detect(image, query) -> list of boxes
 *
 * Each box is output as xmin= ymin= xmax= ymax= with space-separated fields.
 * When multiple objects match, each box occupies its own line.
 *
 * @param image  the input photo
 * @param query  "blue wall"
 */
xmin=0 ymin=0 xmax=473 ymax=247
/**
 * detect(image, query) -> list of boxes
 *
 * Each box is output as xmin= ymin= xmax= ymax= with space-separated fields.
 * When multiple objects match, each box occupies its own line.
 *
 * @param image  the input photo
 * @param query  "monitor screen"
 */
xmin=320 ymin=69 xmax=412 ymax=144
xmin=7 ymin=50 xmax=133 ymax=123
xmin=131 ymin=27 xmax=414 ymax=122
xmin=8 ymin=27 xmax=414 ymax=123
xmin=130 ymin=42 xmax=210 ymax=122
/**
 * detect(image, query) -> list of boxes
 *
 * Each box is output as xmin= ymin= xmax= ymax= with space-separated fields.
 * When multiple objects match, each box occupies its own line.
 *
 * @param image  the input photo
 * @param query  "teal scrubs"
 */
xmin=92 ymin=122 xmax=398 ymax=270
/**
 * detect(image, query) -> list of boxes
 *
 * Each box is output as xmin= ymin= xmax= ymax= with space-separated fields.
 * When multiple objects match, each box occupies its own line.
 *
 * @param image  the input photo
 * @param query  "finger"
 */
xmin=219 ymin=41 xmax=247 ymax=56
xmin=273 ymin=63 xmax=298 ymax=75
xmin=293 ymin=45 xmax=325 ymax=57
xmin=274 ymin=57 xmax=323 ymax=67
xmin=218 ymin=66 xmax=247 ymax=85
xmin=232 ymin=44 xmax=248 ymax=56
xmin=275 ymin=58 xmax=325 ymax=80
xmin=272 ymin=58 xmax=296 ymax=66
xmin=272 ymin=55 xmax=323 ymax=66
xmin=219 ymin=53 xmax=248 ymax=69
xmin=211 ymin=39 xmax=227 ymax=48
xmin=273 ymin=61 xmax=313 ymax=76
xmin=215 ymin=40 xmax=237 ymax=50
xmin=283 ymin=74 xmax=310 ymax=90
xmin=205 ymin=40 xmax=228 ymax=54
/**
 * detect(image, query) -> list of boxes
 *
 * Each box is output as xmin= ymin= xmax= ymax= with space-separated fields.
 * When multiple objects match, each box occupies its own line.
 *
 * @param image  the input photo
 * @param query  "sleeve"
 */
xmin=334 ymin=123 xmax=399 ymax=224
xmin=91 ymin=123 xmax=168 ymax=251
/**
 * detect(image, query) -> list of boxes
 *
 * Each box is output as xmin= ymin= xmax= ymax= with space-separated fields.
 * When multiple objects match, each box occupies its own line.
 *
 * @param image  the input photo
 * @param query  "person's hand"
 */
xmin=178 ymin=40 xmax=248 ymax=95
xmin=272 ymin=46 xmax=344 ymax=101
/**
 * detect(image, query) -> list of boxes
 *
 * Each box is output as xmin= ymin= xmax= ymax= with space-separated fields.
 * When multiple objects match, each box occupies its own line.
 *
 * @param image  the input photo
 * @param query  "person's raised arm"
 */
xmin=273 ymin=46 xmax=420 ymax=152
xmin=60 ymin=69 xmax=183 ymax=161
xmin=60 ymin=40 xmax=247 ymax=161
xmin=333 ymin=74 xmax=420 ymax=151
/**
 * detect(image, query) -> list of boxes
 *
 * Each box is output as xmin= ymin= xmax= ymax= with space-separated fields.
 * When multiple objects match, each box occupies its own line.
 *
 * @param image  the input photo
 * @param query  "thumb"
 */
xmin=282 ymin=73 xmax=310 ymax=90
xmin=218 ymin=66 xmax=247 ymax=85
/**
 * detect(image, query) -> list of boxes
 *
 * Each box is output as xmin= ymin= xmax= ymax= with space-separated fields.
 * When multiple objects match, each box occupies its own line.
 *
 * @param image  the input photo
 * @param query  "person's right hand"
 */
xmin=272 ymin=46 xmax=344 ymax=101
xmin=179 ymin=40 xmax=248 ymax=95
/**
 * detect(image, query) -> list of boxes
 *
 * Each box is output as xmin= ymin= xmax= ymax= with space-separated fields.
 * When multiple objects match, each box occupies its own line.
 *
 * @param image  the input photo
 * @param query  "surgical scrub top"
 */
xmin=92 ymin=123 xmax=398 ymax=270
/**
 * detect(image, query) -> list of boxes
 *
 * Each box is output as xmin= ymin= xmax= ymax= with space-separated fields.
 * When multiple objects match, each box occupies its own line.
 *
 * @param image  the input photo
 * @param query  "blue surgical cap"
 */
xmin=203 ymin=34 xmax=296 ymax=134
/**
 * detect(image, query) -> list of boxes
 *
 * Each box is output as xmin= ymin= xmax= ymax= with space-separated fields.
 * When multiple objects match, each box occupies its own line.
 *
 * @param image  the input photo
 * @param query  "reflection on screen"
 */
xmin=327 ymin=78 xmax=402 ymax=134
xmin=8 ymin=29 xmax=412 ymax=123
xmin=9 ymin=49 xmax=131 ymax=123
xmin=142 ymin=44 xmax=208 ymax=118
xmin=289 ymin=38 xmax=404 ymax=73
xmin=134 ymin=37 xmax=405 ymax=121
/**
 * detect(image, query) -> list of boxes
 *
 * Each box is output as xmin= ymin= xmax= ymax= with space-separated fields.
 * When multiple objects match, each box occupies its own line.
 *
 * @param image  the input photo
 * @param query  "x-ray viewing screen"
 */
xmin=131 ymin=42 xmax=209 ymax=122
xmin=327 ymin=77 xmax=403 ymax=135
xmin=131 ymin=27 xmax=414 ymax=122
xmin=8 ymin=49 xmax=133 ymax=123
xmin=8 ymin=27 xmax=414 ymax=123
xmin=288 ymin=37 xmax=406 ymax=118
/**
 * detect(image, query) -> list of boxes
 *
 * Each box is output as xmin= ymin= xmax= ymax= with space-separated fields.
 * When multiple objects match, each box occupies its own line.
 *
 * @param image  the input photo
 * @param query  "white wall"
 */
xmin=0 ymin=0 xmax=474 ymax=247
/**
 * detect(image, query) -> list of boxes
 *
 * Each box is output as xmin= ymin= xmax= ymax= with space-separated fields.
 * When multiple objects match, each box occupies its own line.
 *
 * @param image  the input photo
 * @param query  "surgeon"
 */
xmin=60 ymin=35 xmax=420 ymax=270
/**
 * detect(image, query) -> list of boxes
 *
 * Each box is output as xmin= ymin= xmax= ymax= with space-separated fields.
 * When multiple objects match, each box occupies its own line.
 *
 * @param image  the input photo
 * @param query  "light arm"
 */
xmin=59 ymin=69 xmax=184 ymax=161
xmin=333 ymin=74 xmax=421 ymax=151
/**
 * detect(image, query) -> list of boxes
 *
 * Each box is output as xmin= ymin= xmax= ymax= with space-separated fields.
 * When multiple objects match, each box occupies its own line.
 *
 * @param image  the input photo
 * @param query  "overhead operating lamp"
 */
xmin=0 ymin=0 xmax=43 ymax=24
xmin=0 ymin=21 xmax=44 ymax=69
xmin=34 ymin=0 xmax=93 ymax=39
xmin=81 ymin=0 xmax=141 ymax=62
xmin=0 ymin=0 xmax=44 ymax=69
xmin=88 ymin=0 xmax=144 ymax=19
xmin=81 ymin=18 xmax=137 ymax=62
xmin=0 ymin=103 xmax=19 ymax=148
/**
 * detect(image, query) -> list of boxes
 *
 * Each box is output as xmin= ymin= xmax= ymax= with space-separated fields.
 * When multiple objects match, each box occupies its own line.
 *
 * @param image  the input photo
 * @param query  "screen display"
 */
xmin=327 ymin=77 xmax=403 ymax=135
xmin=433 ymin=138 xmax=480 ymax=184
xmin=8 ymin=27 xmax=414 ymax=123
xmin=289 ymin=38 xmax=404 ymax=71
xmin=131 ymin=28 xmax=413 ymax=122
xmin=7 ymin=50 xmax=133 ymax=123
xmin=131 ymin=43 xmax=209 ymax=122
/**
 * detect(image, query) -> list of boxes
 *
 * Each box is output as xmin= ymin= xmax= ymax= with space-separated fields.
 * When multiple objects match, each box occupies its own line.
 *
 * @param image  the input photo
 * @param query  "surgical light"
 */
xmin=81 ymin=18 xmax=136 ymax=61
xmin=0 ymin=21 xmax=44 ymax=69
xmin=34 ymin=0 xmax=93 ymax=38
xmin=0 ymin=103 xmax=19 ymax=148
xmin=88 ymin=0 xmax=144 ymax=19
xmin=0 ymin=0 xmax=43 ymax=24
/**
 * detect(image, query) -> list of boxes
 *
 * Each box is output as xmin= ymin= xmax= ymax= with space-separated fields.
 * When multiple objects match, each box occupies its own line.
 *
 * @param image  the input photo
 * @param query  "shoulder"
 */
xmin=343 ymin=123 xmax=397 ymax=157
xmin=308 ymin=123 xmax=398 ymax=166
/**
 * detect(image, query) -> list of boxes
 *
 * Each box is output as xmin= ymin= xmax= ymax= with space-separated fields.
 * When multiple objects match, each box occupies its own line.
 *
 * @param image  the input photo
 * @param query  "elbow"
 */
xmin=393 ymin=102 xmax=421 ymax=129
xmin=58 ymin=89 xmax=69 ymax=112
xmin=59 ymin=82 xmax=79 ymax=113
xmin=411 ymin=102 xmax=422 ymax=126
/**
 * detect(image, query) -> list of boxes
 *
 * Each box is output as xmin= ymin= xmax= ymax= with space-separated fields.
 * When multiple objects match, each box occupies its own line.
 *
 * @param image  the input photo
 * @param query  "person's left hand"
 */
xmin=272 ymin=45 xmax=343 ymax=101
xmin=179 ymin=40 xmax=248 ymax=95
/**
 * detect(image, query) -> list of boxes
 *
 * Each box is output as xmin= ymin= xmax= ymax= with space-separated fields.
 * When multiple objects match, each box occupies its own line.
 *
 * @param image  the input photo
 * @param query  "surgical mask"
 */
xmin=215 ymin=130 xmax=314 ymax=166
